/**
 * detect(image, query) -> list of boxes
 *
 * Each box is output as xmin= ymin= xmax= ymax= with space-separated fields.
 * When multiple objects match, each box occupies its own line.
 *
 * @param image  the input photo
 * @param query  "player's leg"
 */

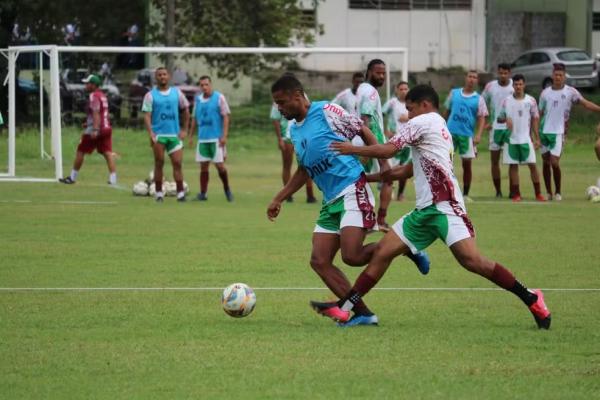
xmin=152 ymin=142 xmax=166 ymax=201
xmin=198 ymin=161 xmax=210 ymax=200
xmin=310 ymin=232 xmax=373 ymax=317
xmin=102 ymin=151 xmax=117 ymax=185
xmin=215 ymin=161 xmax=233 ymax=202
xmin=60 ymin=136 xmax=92 ymax=183
xmin=339 ymin=226 xmax=376 ymax=267
xmin=462 ymin=158 xmax=473 ymax=198
xmin=527 ymin=162 xmax=544 ymax=201
xmin=541 ymin=152 xmax=552 ymax=198
xmin=305 ymin=178 xmax=317 ymax=203
xmin=377 ymin=181 xmax=393 ymax=231
xmin=449 ymin=237 xmax=551 ymax=329
xmin=169 ymin=148 xmax=186 ymax=201
xmin=281 ymin=142 xmax=294 ymax=202
xmin=550 ymin=154 xmax=562 ymax=200
xmin=490 ymin=149 xmax=502 ymax=197
xmin=509 ymin=164 xmax=520 ymax=201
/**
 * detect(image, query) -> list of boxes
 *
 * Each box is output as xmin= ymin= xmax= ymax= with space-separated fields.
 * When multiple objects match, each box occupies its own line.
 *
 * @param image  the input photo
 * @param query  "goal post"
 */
xmin=3 ymin=45 xmax=408 ymax=182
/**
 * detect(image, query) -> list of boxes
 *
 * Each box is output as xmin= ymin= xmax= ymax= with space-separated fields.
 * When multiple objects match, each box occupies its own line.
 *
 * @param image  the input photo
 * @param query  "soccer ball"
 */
xmin=164 ymin=181 xmax=177 ymax=196
xmin=221 ymin=283 xmax=256 ymax=318
xmin=585 ymin=185 xmax=600 ymax=200
xmin=148 ymin=183 xmax=156 ymax=196
xmin=132 ymin=181 xmax=149 ymax=196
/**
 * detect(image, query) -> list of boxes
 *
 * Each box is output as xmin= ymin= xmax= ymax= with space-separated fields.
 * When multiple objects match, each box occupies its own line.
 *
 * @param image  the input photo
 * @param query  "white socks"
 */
xmin=108 ymin=172 xmax=117 ymax=185
xmin=70 ymin=169 xmax=79 ymax=181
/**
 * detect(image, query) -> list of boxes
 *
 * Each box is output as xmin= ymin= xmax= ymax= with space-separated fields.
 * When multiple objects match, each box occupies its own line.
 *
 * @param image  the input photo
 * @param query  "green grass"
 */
xmin=0 ymin=126 xmax=599 ymax=399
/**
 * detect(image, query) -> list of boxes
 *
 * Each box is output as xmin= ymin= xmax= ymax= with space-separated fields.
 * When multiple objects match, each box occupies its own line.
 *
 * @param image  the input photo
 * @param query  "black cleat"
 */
xmin=59 ymin=177 xmax=75 ymax=184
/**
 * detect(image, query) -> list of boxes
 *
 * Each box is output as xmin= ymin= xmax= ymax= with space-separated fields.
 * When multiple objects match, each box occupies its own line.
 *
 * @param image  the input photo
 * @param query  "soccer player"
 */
xmin=443 ymin=70 xmax=488 ymax=201
xmin=59 ymin=74 xmax=116 ymax=185
xmin=270 ymin=102 xmax=316 ymax=203
xmin=539 ymin=63 xmax=600 ymax=201
xmin=382 ymin=81 xmax=411 ymax=201
xmin=482 ymin=63 xmax=514 ymax=197
xmin=267 ymin=75 xmax=430 ymax=327
xmin=332 ymin=72 xmax=364 ymax=115
xmin=189 ymin=76 xmax=233 ymax=202
xmin=357 ymin=59 xmax=393 ymax=230
xmin=315 ymin=84 xmax=551 ymax=330
xmin=142 ymin=67 xmax=190 ymax=202
xmin=498 ymin=74 xmax=545 ymax=202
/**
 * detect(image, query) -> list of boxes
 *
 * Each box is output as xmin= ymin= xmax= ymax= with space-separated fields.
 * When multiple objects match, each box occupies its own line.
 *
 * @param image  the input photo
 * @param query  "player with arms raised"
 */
xmin=313 ymin=84 xmax=551 ymax=330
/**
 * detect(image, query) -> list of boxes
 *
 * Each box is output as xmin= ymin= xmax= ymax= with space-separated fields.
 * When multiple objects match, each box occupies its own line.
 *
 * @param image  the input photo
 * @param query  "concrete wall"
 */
xmin=593 ymin=0 xmax=600 ymax=58
xmin=298 ymin=0 xmax=487 ymax=72
xmin=487 ymin=12 xmax=565 ymax=69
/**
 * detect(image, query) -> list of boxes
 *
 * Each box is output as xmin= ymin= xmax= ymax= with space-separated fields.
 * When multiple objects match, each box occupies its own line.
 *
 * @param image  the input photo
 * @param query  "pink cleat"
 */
xmin=528 ymin=289 xmax=551 ymax=329
xmin=309 ymin=300 xmax=350 ymax=323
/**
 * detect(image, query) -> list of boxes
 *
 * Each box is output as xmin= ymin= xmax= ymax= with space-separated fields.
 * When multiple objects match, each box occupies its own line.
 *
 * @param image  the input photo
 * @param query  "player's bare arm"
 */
xmin=532 ymin=116 xmax=541 ymax=149
xmin=272 ymin=120 xmax=285 ymax=151
xmin=331 ymin=140 xmax=397 ymax=159
xmin=179 ymin=106 xmax=190 ymax=140
xmin=366 ymin=163 xmax=413 ymax=183
xmin=220 ymin=114 xmax=230 ymax=146
xmin=188 ymin=118 xmax=196 ymax=147
xmin=267 ymin=167 xmax=309 ymax=221
xmin=143 ymin=112 xmax=156 ymax=144
xmin=92 ymin=108 xmax=101 ymax=139
xmin=579 ymin=97 xmax=600 ymax=113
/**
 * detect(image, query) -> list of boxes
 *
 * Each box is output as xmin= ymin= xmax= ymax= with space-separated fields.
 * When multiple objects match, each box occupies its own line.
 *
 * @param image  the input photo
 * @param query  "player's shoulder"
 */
xmin=483 ymin=80 xmax=496 ymax=91
xmin=410 ymin=111 xmax=444 ymax=127
xmin=321 ymin=102 xmax=347 ymax=115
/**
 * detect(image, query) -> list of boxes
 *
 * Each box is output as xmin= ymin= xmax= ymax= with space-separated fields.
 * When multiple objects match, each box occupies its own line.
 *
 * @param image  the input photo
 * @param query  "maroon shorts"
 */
xmin=77 ymin=131 xmax=112 ymax=154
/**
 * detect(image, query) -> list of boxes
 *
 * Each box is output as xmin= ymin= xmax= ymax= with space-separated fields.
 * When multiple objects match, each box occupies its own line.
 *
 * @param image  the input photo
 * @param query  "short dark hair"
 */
xmin=366 ymin=59 xmax=385 ymax=78
xmin=512 ymin=74 xmax=525 ymax=83
xmin=271 ymin=74 xmax=304 ymax=94
xmin=553 ymin=63 xmax=566 ymax=72
xmin=497 ymin=63 xmax=511 ymax=71
xmin=352 ymin=72 xmax=363 ymax=80
xmin=155 ymin=66 xmax=168 ymax=73
xmin=405 ymin=84 xmax=439 ymax=109
xmin=199 ymin=75 xmax=211 ymax=82
xmin=396 ymin=81 xmax=409 ymax=87
xmin=467 ymin=69 xmax=478 ymax=75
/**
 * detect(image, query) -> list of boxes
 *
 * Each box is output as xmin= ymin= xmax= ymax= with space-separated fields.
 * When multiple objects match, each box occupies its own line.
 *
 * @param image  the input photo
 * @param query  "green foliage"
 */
xmin=148 ymin=0 xmax=322 ymax=81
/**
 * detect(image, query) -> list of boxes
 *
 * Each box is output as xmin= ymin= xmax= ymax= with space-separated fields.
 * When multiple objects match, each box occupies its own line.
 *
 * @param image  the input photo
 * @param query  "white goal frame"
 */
xmin=3 ymin=45 xmax=408 ymax=182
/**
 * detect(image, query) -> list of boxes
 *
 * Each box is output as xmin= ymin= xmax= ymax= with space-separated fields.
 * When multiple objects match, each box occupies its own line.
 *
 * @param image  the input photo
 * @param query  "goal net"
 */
xmin=2 ymin=45 xmax=408 ymax=182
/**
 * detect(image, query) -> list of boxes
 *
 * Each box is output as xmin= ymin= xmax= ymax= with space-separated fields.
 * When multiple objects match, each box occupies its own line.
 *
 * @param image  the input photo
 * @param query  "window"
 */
xmin=349 ymin=0 xmax=410 ymax=10
xmin=349 ymin=0 xmax=471 ymax=10
xmin=300 ymin=9 xmax=317 ymax=28
xmin=593 ymin=13 xmax=600 ymax=31
xmin=512 ymin=54 xmax=531 ymax=68
xmin=557 ymin=50 xmax=591 ymax=62
xmin=530 ymin=52 xmax=551 ymax=65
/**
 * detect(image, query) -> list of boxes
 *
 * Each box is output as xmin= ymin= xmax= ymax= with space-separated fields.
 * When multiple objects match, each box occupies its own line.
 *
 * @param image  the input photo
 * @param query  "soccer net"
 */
xmin=2 ymin=45 xmax=408 ymax=182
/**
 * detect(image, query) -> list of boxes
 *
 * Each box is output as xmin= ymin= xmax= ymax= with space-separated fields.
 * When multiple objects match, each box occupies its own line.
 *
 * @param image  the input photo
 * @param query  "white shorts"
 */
xmin=503 ymin=141 xmax=537 ymax=165
xmin=196 ymin=141 xmax=226 ymax=163
xmin=314 ymin=175 xmax=378 ymax=235
xmin=540 ymin=133 xmax=564 ymax=157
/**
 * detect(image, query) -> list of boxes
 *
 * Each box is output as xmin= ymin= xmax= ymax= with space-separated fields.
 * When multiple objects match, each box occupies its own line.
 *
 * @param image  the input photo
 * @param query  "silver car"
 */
xmin=510 ymin=47 xmax=598 ymax=89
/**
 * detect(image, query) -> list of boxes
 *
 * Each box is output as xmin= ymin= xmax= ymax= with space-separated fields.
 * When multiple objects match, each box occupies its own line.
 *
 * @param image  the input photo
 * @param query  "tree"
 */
xmin=148 ymin=0 xmax=322 ymax=80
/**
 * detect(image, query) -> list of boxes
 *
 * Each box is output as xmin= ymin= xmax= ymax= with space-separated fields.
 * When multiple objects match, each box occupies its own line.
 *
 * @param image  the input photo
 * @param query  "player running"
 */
xmin=314 ymin=84 xmax=551 ymax=330
xmin=267 ymin=75 xmax=430 ymax=327
xmin=498 ymin=74 xmax=545 ymax=202
xmin=443 ymin=70 xmax=488 ymax=201
xmin=482 ymin=63 xmax=514 ymax=197
xmin=539 ymin=63 xmax=600 ymax=201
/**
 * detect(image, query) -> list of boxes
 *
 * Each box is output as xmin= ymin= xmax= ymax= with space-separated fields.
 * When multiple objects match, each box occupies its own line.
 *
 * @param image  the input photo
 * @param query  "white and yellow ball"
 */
xmin=221 ymin=283 xmax=256 ymax=318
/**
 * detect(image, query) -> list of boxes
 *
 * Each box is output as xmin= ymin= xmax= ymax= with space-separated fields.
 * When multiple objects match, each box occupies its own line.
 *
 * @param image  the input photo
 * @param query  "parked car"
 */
xmin=61 ymin=68 xmax=122 ymax=120
xmin=510 ymin=47 xmax=598 ymax=89
xmin=128 ymin=68 xmax=201 ymax=118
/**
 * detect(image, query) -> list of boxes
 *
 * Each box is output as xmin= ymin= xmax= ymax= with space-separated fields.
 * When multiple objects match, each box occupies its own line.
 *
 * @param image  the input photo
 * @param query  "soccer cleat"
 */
xmin=464 ymin=196 xmax=474 ymax=203
xmin=306 ymin=196 xmax=317 ymax=204
xmin=337 ymin=313 xmax=379 ymax=327
xmin=286 ymin=196 xmax=294 ymax=203
xmin=495 ymin=192 xmax=503 ymax=199
xmin=225 ymin=190 xmax=234 ymax=202
xmin=406 ymin=250 xmax=430 ymax=275
xmin=310 ymin=300 xmax=350 ymax=323
xmin=554 ymin=193 xmax=562 ymax=201
xmin=528 ymin=289 xmax=551 ymax=330
xmin=177 ymin=195 xmax=186 ymax=202
xmin=196 ymin=192 xmax=207 ymax=201
xmin=546 ymin=193 xmax=553 ymax=201
xmin=155 ymin=196 xmax=164 ymax=203
xmin=535 ymin=193 xmax=547 ymax=202
xmin=59 ymin=177 xmax=75 ymax=184
xmin=511 ymin=195 xmax=522 ymax=202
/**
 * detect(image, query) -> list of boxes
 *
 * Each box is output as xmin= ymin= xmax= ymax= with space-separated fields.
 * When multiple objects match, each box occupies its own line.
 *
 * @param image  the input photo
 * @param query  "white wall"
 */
xmin=299 ymin=0 xmax=486 ymax=72
xmin=593 ymin=0 xmax=600 ymax=59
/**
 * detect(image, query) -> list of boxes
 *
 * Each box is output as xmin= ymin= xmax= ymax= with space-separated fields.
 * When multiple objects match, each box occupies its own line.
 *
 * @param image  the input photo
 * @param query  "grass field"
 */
xmin=1 ymin=125 xmax=600 ymax=399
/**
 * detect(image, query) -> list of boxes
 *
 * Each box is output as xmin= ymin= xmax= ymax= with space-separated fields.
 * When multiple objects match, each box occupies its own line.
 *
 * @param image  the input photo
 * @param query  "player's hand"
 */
xmin=267 ymin=200 xmax=282 ymax=221
xmin=506 ymin=118 xmax=513 ymax=132
xmin=150 ymin=133 xmax=157 ymax=146
xmin=219 ymin=137 xmax=227 ymax=147
xmin=178 ymin=130 xmax=186 ymax=140
xmin=484 ymin=122 xmax=492 ymax=131
xmin=474 ymin=134 xmax=481 ymax=145
xmin=330 ymin=141 xmax=355 ymax=155
xmin=277 ymin=138 xmax=285 ymax=151
xmin=534 ymin=139 xmax=541 ymax=150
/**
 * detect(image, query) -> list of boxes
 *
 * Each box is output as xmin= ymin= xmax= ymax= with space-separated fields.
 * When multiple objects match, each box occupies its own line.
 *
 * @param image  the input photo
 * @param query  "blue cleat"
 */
xmin=337 ymin=313 xmax=379 ymax=327
xmin=406 ymin=250 xmax=430 ymax=275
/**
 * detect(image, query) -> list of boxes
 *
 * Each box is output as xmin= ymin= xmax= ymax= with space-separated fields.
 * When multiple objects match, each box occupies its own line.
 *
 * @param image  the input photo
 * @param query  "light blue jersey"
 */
xmin=195 ymin=91 xmax=224 ymax=141
xmin=290 ymin=101 xmax=365 ymax=203
xmin=446 ymin=88 xmax=483 ymax=137
xmin=149 ymin=87 xmax=182 ymax=136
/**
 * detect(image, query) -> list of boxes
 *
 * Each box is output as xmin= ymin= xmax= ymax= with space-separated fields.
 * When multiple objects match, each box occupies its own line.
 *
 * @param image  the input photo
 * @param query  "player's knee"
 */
xmin=155 ymin=159 xmax=164 ymax=168
xmin=341 ymin=251 xmax=363 ymax=267
xmin=309 ymin=256 xmax=329 ymax=272
xmin=459 ymin=254 xmax=483 ymax=273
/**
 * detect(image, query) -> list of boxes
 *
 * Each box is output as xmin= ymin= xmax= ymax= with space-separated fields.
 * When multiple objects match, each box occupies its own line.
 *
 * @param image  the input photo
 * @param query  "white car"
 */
xmin=510 ymin=47 xmax=598 ymax=89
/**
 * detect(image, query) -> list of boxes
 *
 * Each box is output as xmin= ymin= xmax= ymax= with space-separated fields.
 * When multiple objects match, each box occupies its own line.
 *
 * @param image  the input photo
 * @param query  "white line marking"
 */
xmin=58 ymin=201 xmax=118 ymax=205
xmin=0 ymin=287 xmax=598 ymax=292
xmin=0 ymin=200 xmax=118 ymax=205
